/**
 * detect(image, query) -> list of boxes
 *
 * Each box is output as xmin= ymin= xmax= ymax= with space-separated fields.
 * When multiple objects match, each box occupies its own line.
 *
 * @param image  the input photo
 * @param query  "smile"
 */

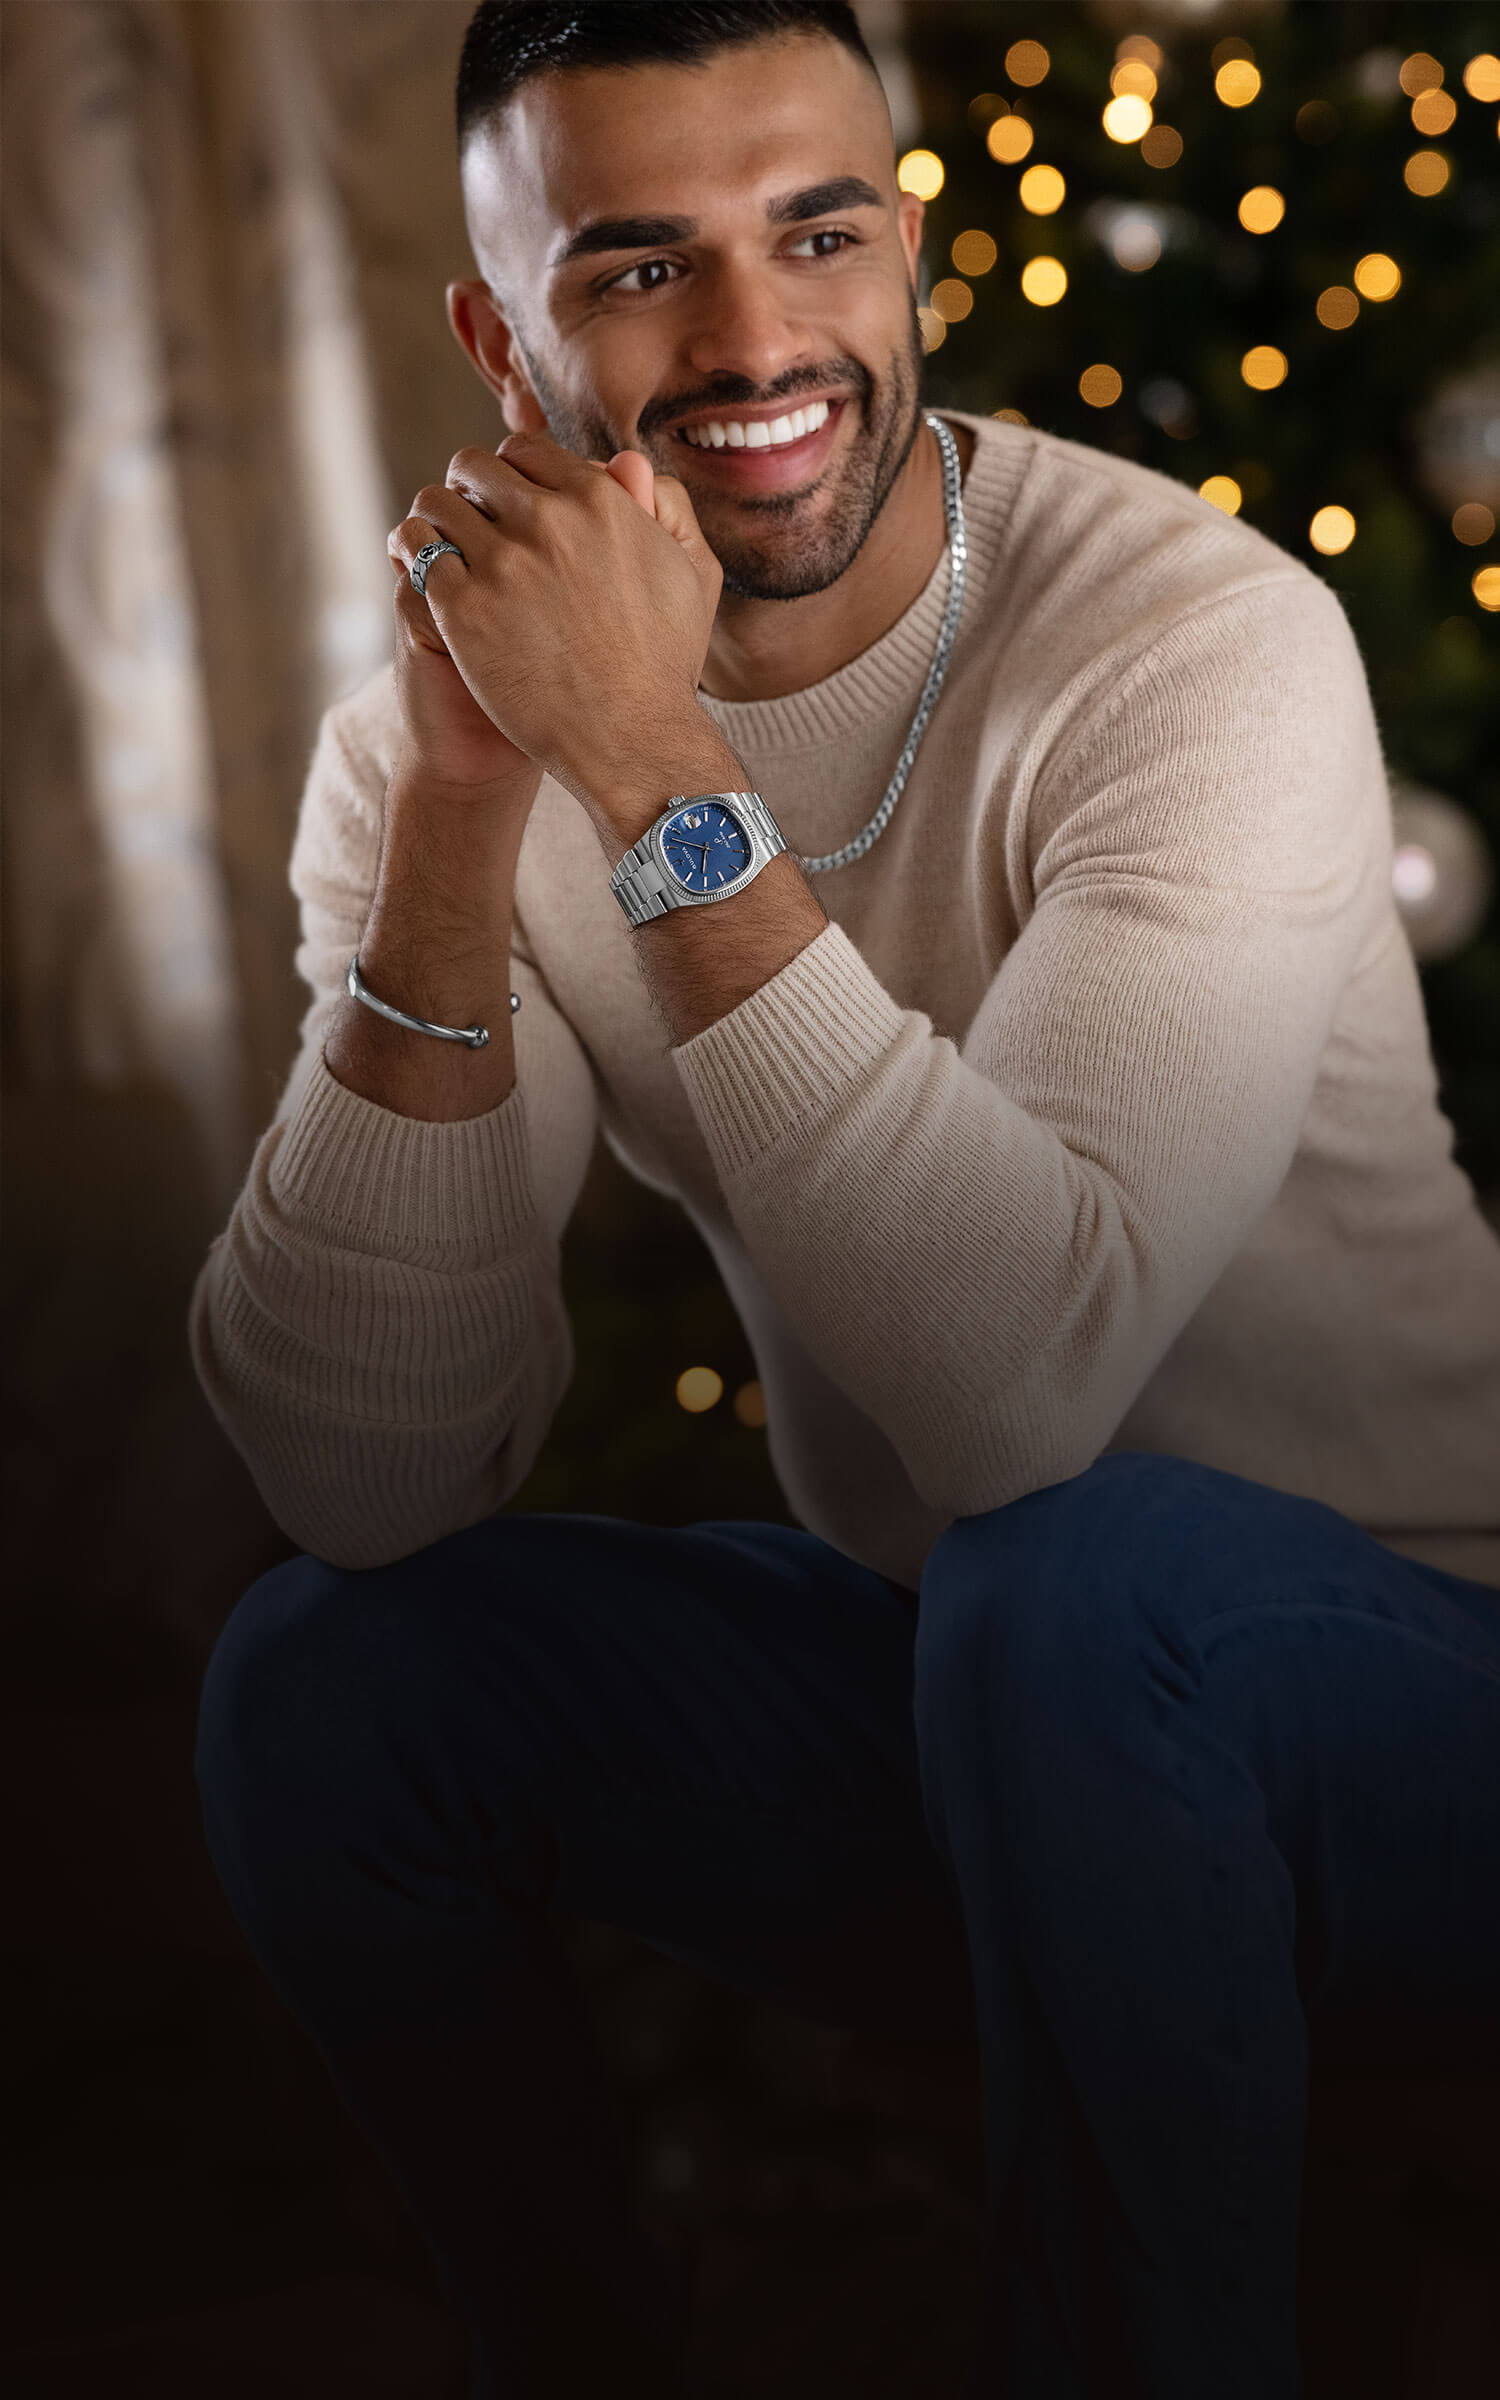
xmin=677 ymin=398 xmax=832 ymax=449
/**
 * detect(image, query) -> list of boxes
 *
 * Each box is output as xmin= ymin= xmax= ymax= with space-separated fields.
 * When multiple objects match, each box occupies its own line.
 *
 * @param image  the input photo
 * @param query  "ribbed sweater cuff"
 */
xmin=269 ymin=1045 xmax=537 ymax=1257
xmin=671 ymin=921 xmax=907 ymax=1176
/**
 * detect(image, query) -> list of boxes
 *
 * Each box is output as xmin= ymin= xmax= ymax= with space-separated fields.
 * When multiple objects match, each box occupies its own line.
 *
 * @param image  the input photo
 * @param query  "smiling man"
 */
xmin=190 ymin=5 xmax=1500 ymax=2396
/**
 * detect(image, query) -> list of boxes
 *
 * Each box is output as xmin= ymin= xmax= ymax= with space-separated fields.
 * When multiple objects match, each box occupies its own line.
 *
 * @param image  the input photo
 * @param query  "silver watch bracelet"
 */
xmin=346 ymin=953 xmax=519 ymax=1052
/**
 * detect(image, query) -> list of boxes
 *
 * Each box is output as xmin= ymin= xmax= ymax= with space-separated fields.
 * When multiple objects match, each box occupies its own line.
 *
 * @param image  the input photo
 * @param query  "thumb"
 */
xmin=604 ymin=448 xmax=656 ymax=516
xmin=643 ymin=467 xmax=720 ymax=583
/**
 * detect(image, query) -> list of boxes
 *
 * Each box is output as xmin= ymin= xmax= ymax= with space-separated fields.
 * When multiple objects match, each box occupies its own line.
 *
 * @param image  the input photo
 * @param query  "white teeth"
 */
xmin=680 ymin=398 xmax=834 ymax=449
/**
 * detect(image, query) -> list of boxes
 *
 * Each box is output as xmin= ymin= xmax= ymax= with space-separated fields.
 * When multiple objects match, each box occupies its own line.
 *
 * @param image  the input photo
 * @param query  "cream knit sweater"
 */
xmin=189 ymin=410 xmax=1500 ymax=1588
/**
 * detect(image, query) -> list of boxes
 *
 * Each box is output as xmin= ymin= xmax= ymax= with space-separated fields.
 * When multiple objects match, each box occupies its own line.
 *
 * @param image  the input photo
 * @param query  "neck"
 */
xmin=697 ymin=412 xmax=973 ymax=706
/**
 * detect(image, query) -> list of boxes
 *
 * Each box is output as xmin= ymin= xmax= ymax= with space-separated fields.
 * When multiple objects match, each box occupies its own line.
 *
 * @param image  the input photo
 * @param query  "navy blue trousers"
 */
xmin=193 ymin=1452 xmax=1500 ymax=2397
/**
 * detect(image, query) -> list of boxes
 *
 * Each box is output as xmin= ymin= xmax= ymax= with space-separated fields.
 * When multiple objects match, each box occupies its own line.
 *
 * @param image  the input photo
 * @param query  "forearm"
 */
xmin=589 ymin=713 xmax=830 ymax=1045
xmin=323 ymin=753 xmax=538 ymax=1123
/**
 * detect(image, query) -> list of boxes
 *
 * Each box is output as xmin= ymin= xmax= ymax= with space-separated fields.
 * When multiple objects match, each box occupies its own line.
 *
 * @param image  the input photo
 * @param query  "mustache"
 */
xmin=637 ymin=359 xmax=872 ymax=440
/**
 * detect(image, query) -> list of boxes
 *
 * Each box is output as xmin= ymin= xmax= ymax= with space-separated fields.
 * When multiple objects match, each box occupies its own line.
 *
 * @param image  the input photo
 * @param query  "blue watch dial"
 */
xmin=661 ymin=802 xmax=752 ymax=893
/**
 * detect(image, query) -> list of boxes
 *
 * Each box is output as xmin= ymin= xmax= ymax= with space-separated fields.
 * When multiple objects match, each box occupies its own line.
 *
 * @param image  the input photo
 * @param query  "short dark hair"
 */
xmin=456 ymin=1 xmax=881 ymax=158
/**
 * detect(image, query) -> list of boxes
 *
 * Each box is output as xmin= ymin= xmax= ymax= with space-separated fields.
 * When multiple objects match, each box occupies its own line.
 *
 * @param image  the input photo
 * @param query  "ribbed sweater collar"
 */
xmin=694 ymin=408 xmax=1027 ymax=757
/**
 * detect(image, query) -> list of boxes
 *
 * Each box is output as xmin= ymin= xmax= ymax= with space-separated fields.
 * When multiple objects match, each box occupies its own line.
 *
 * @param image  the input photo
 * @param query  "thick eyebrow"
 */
xmin=549 ymin=176 xmax=884 ymax=269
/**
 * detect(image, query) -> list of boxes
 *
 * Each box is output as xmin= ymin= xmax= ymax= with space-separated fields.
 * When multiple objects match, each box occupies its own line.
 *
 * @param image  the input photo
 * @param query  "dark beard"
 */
xmin=514 ymin=293 xmax=928 ymax=602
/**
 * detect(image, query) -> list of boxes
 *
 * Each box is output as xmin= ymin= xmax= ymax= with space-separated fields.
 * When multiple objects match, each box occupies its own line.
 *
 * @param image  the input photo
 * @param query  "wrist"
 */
xmin=575 ymin=711 xmax=748 ymax=865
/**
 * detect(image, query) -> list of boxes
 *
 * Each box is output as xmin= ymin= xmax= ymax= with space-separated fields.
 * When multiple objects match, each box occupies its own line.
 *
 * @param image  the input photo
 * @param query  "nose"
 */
xmin=681 ymin=254 xmax=813 ymax=393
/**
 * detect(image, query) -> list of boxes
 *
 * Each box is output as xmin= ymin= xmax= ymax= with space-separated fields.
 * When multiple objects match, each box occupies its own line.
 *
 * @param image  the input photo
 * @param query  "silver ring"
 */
xmin=410 ymin=538 xmax=464 ymax=597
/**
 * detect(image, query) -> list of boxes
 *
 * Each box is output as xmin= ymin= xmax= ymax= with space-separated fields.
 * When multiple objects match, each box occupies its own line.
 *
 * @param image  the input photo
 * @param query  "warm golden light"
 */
xmin=1111 ymin=60 xmax=1158 ymax=102
xmin=968 ymin=91 xmax=1005 ymax=130
xmin=1215 ymin=61 xmax=1262 ymax=108
xmin=1404 ymin=149 xmax=1451 ymax=195
xmin=1309 ymin=505 xmax=1356 ymax=555
xmin=1238 ymin=185 xmax=1286 ymax=233
xmin=1020 ymin=255 xmax=1068 ymax=306
xmin=930 ymin=277 xmax=974 ymax=322
xmin=1199 ymin=476 xmax=1243 ymax=516
xmin=1473 ymin=566 xmax=1500 ymax=611
xmin=897 ymin=148 xmax=945 ymax=199
xmin=1353 ymin=251 xmax=1401 ymax=299
xmin=987 ymin=114 xmax=1034 ymax=164
xmin=1399 ymin=52 xmax=1444 ymax=97
xmin=1103 ymin=93 xmax=1153 ymax=142
xmin=1453 ymin=503 xmax=1497 ymax=546
xmin=1412 ymin=88 xmax=1457 ymax=135
xmin=1116 ymin=35 xmax=1163 ymax=73
xmin=1006 ymin=39 xmax=1050 ymax=87
xmin=1241 ymin=344 xmax=1288 ymax=391
xmin=952 ymin=228 xmax=999 ymax=276
xmin=1019 ymin=163 xmax=1066 ymax=215
xmin=992 ymin=407 xmax=1030 ymax=425
xmin=917 ymin=306 xmax=946 ymax=352
xmin=1463 ymin=55 xmax=1500 ymax=103
xmin=1141 ymin=124 xmax=1184 ymax=168
xmin=676 ymin=1366 xmax=723 ymax=1413
xmin=1316 ymin=285 xmax=1360 ymax=328
xmin=1079 ymin=363 xmax=1123 ymax=408
xmin=732 ymin=1379 xmax=767 ymax=1429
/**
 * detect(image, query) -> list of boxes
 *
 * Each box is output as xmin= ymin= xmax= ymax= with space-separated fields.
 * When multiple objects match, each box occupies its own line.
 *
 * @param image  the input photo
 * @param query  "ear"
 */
xmin=445 ymin=280 xmax=547 ymax=434
xmin=896 ymin=191 xmax=925 ymax=291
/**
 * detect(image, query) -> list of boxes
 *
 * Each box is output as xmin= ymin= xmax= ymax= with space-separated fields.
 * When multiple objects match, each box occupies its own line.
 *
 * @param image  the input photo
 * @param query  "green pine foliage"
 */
xmin=912 ymin=0 xmax=1500 ymax=1190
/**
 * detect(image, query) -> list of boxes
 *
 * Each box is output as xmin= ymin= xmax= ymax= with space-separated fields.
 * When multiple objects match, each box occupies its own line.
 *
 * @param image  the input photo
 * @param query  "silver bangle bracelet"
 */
xmin=346 ymin=953 xmax=519 ymax=1051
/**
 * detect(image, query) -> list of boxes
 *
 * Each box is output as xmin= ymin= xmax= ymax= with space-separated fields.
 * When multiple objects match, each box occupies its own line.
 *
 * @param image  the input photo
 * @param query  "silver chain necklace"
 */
xmin=797 ymin=411 xmax=968 ymax=875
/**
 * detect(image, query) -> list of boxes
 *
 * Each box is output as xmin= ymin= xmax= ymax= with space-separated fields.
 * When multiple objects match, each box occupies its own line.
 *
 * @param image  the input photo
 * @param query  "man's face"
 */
xmin=460 ymin=32 xmax=927 ymax=601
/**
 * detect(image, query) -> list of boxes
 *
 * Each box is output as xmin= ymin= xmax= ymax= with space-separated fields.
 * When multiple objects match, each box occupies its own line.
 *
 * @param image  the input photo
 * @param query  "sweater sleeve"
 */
xmin=188 ymin=698 xmax=599 ymax=1571
xmin=671 ymin=574 xmax=1388 ymax=1518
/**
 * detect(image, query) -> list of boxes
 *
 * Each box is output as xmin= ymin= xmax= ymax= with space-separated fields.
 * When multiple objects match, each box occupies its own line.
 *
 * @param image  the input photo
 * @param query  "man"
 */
xmin=189 ymin=4 xmax=1500 ymax=2395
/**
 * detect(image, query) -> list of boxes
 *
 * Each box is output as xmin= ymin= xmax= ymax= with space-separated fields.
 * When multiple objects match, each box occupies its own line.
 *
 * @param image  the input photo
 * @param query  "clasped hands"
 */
xmin=386 ymin=429 xmax=728 ymax=838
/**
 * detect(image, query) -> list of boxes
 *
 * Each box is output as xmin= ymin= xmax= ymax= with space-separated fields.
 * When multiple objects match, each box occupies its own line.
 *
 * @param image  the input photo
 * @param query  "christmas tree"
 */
xmin=908 ymin=0 xmax=1500 ymax=1192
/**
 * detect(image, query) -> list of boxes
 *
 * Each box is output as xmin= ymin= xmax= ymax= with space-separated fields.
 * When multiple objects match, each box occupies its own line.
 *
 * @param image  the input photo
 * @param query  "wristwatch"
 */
xmin=608 ymin=789 xmax=787 ymax=927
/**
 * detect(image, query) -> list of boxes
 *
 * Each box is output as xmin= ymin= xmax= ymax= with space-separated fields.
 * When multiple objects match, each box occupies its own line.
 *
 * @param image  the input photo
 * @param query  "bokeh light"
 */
xmin=1296 ymin=100 xmax=1339 ymax=143
xmin=1316 ymin=285 xmax=1360 ymax=328
xmin=1353 ymin=252 xmax=1401 ymax=299
xmin=1019 ymin=164 xmax=1066 ymax=215
xmin=1116 ymin=34 xmax=1163 ymax=73
xmin=1474 ymin=566 xmax=1500 ymax=611
xmin=1103 ymin=93 xmax=1153 ymax=143
xmin=897 ymin=148 xmax=945 ymax=199
xmin=732 ymin=1380 xmax=767 ymax=1429
xmin=1242 ymin=345 xmax=1289 ymax=391
xmin=1404 ymin=150 xmax=1451 ymax=196
xmin=951 ymin=228 xmax=998 ymax=276
xmin=967 ymin=91 xmax=1004 ymax=131
xmin=1412 ymin=89 xmax=1457 ymax=136
xmin=1079 ymin=363 xmax=1123 ymax=408
xmin=676 ymin=1366 xmax=723 ymax=1413
xmin=930 ymin=277 xmax=973 ymax=322
xmin=1215 ymin=61 xmax=1262 ymax=109
xmin=1020 ymin=255 xmax=1067 ymax=306
xmin=987 ymin=114 xmax=1034 ymax=164
xmin=917 ymin=306 xmax=946 ymax=352
xmin=1238 ymin=186 xmax=1285 ymax=234
xmin=1006 ymin=40 xmax=1049 ymax=87
xmin=1463 ymin=55 xmax=1500 ymax=103
xmin=1398 ymin=52 xmax=1443 ymax=98
xmin=1141 ymin=124 xmax=1183 ymax=168
xmin=1199 ymin=475 xmax=1244 ymax=515
xmin=1309 ymin=505 xmax=1357 ymax=554
xmin=1111 ymin=61 xmax=1158 ymax=103
xmin=992 ymin=406 xmax=1030 ymax=425
xmin=1452 ymin=503 xmax=1497 ymax=546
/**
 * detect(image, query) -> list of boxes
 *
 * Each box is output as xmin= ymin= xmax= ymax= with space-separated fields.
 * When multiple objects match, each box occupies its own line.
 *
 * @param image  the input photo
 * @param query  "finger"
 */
xmin=387 ymin=507 xmax=473 ymax=595
xmin=604 ymin=449 xmax=657 ymax=516
xmin=648 ymin=471 xmax=720 ymax=576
